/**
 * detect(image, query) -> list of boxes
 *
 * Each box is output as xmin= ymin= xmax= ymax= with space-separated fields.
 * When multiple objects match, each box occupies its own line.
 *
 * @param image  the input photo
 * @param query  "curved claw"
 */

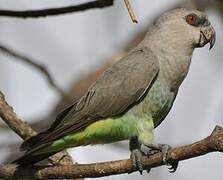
xmin=158 ymin=144 xmax=179 ymax=173
xmin=168 ymin=161 xmax=179 ymax=173
xmin=143 ymin=144 xmax=179 ymax=173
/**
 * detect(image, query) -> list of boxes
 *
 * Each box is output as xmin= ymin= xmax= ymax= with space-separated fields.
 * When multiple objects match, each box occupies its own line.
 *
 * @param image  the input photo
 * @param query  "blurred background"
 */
xmin=0 ymin=0 xmax=223 ymax=179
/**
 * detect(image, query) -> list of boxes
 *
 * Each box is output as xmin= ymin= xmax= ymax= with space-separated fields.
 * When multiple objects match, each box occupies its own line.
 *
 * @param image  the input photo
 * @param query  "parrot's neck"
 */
xmin=158 ymin=51 xmax=192 ymax=91
xmin=141 ymin=27 xmax=194 ymax=91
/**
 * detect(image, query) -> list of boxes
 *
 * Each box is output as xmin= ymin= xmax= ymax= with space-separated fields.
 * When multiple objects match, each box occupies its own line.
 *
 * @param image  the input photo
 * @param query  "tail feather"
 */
xmin=12 ymin=151 xmax=56 ymax=166
xmin=13 ymin=143 xmax=58 ymax=165
xmin=12 ymin=153 xmax=54 ymax=166
xmin=20 ymin=131 xmax=49 ymax=151
xmin=20 ymin=103 xmax=76 ymax=151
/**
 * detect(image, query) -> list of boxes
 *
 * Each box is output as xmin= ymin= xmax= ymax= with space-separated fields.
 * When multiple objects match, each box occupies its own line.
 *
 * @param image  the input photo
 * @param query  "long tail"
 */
xmin=20 ymin=104 xmax=76 ymax=151
xmin=12 ymin=143 xmax=59 ymax=165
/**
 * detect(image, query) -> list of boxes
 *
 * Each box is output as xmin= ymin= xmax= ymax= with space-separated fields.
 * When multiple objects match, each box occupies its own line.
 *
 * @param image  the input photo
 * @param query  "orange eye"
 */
xmin=186 ymin=14 xmax=199 ymax=26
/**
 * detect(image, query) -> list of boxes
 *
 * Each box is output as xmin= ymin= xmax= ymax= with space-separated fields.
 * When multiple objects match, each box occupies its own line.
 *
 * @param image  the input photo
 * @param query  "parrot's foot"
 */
xmin=130 ymin=149 xmax=144 ymax=174
xmin=144 ymin=144 xmax=178 ymax=173
xmin=158 ymin=144 xmax=178 ymax=173
xmin=129 ymin=138 xmax=150 ymax=174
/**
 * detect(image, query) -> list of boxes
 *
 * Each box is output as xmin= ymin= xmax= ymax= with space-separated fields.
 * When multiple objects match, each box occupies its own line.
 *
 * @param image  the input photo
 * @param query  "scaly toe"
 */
xmin=130 ymin=149 xmax=144 ymax=174
xmin=141 ymin=144 xmax=160 ymax=156
xmin=158 ymin=144 xmax=179 ymax=173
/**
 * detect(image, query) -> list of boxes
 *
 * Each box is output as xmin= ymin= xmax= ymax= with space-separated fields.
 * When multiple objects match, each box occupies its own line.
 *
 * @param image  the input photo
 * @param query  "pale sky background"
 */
xmin=0 ymin=1 xmax=223 ymax=179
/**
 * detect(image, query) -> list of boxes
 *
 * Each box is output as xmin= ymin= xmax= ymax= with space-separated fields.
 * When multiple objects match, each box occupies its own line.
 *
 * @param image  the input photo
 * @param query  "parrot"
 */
xmin=13 ymin=8 xmax=216 ymax=173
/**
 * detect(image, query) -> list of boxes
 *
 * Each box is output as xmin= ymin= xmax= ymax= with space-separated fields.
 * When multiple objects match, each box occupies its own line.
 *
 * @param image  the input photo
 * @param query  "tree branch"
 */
xmin=0 ymin=44 xmax=65 ymax=97
xmin=0 ymin=0 xmax=114 ymax=18
xmin=0 ymin=91 xmax=36 ymax=139
xmin=0 ymin=126 xmax=222 ymax=179
xmin=0 ymin=91 xmax=73 ymax=166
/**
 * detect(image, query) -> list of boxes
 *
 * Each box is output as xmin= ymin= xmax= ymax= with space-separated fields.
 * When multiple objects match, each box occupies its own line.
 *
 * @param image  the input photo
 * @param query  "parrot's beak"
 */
xmin=199 ymin=25 xmax=216 ymax=50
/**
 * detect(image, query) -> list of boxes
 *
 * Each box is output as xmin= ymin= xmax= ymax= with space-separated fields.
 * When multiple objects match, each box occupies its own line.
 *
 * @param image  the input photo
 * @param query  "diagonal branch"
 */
xmin=0 ymin=126 xmax=222 ymax=179
xmin=0 ymin=44 xmax=65 ymax=96
xmin=0 ymin=91 xmax=73 ymax=166
xmin=123 ymin=0 xmax=138 ymax=23
xmin=0 ymin=91 xmax=36 ymax=139
xmin=0 ymin=0 xmax=114 ymax=18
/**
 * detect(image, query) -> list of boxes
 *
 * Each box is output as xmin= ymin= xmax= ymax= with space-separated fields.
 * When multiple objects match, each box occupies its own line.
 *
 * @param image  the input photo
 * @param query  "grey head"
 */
xmin=143 ymin=8 xmax=216 ymax=54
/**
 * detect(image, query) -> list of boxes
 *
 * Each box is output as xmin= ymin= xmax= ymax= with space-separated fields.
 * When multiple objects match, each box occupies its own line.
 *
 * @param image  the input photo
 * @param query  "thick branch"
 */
xmin=0 ymin=44 xmax=65 ymax=96
xmin=0 ymin=126 xmax=222 ymax=179
xmin=0 ymin=91 xmax=73 ymax=166
xmin=0 ymin=0 xmax=114 ymax=18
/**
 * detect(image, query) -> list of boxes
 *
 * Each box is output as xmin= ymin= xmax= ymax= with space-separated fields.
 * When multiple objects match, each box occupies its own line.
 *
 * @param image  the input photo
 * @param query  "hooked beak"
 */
xmin=199 ymin=25 xmax=216 ymax=50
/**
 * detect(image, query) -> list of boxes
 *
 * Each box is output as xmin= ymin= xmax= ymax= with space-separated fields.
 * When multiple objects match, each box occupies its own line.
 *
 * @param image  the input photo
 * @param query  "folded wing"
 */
xmin=21 ymin=47 xmax=159 ymax=151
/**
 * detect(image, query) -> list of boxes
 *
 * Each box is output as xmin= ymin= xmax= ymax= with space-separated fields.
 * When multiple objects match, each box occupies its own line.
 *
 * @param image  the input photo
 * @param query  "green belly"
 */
xmin=39 ymin=112 xmax=154 ymax=154
xmin=48 ymin=114 xmax=137 ymax=151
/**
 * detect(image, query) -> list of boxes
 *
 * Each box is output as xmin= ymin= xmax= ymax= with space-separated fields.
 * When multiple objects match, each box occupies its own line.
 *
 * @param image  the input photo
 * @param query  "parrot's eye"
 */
xmin=186 ymin=14 xmax=199 ymax=26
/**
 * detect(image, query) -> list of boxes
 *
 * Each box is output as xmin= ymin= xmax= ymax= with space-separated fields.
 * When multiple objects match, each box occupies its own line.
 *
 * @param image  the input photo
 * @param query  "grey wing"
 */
xmin=22 ymin=47 xmax=159 ymax=150
xmin=75 ymin=47 xmax=159 ymax=117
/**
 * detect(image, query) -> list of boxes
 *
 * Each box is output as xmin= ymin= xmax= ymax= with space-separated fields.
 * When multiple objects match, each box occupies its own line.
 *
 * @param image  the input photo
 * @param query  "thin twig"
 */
xmin=0 ymin=126 xmax=222 ymax=179
xmin=0 ymin=91 xmax=74 ymax=166
xmin=0 ymin=0 xmax=114 ymax=18
xmin=0 ymin=44 xmax=65 ymax=96
xmin=123 ymin=0 xmax=138 ymax=23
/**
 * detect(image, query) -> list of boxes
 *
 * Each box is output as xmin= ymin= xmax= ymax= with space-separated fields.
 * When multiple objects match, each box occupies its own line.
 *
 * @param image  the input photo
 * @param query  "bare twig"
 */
xmin=0 ymin=0 xmax=114 ymax=18
xmin=0 ymin=44 xmax=65 ymax=96
xmin=0 ymin=91 xmax=73 ymax=166
xmin=123 ymin=0 xmax=138 ymax=23
xmin=0 ymin=91 xmax=36 ymax=139
xmin=0 ymin=126 xmax=222 ymax=179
